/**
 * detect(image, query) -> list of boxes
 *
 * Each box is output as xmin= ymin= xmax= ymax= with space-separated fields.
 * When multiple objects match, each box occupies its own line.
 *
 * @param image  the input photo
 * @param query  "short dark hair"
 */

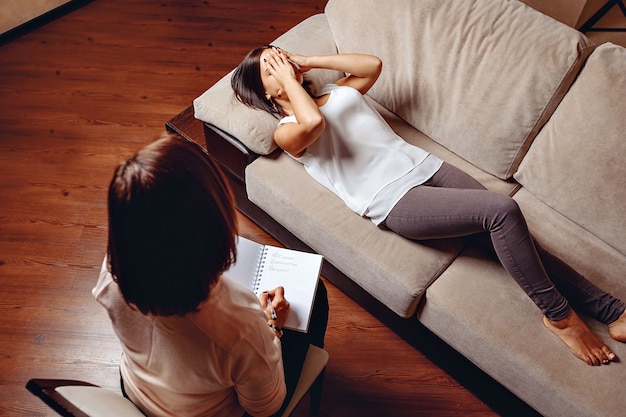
xmin=107 ymin=133 xmax=238 ymax=316
xmin=231 ymin=45 xmax=283 ymax=117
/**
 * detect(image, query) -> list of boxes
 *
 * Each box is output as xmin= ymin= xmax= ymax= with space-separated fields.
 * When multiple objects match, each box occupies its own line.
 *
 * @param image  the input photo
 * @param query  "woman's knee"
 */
xmin=488 ymin=194 xmax=524 ymax=226
xmin=500 ymin=195 xmax=521 ymax=214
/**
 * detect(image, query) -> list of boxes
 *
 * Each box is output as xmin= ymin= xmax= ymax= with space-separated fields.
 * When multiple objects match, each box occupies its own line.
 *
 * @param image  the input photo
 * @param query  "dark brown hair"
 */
xmin=231 ymin=45 xmax=313 ymax=117
xmin=231 ymin=45 xmax=282 ymax=117
xmin=107 ymin=133 xmax=238 ymax=316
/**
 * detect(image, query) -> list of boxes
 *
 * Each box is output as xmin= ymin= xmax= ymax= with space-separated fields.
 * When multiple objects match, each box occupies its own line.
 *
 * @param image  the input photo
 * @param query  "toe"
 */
xmin=602 ymin=346 xmax=616 ymax=363
xmin=582 ymin=354 xmax=597 ymax=366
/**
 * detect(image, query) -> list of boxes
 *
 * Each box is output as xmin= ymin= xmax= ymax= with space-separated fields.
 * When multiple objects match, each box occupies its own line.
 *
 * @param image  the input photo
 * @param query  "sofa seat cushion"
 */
xmin=246 ymin=100 xmax=518 ymax=317
xmin=514 ymin=43 xmax=626 ymax=255
xmin=513 ymin=187 xmax=626 ymax=300
xmin=246 ymin=152 xmax=460 ymax=317
xmin=419 ymin=246 xmax=626 ymax=417
xmin=193 ymin=13 xmax=342 ymax=155
xmin=324 ymin=0 xmax=594 ymax=179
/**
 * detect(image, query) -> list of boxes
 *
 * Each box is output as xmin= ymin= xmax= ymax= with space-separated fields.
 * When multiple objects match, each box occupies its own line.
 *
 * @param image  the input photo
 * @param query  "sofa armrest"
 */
xmin=203 ymin=122 xmax=260 ymax=182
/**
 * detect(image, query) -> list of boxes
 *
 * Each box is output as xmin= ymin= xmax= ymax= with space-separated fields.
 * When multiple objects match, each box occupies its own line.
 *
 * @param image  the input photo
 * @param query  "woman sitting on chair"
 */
xmin=94 ymin=133 xmax=328 ymax=417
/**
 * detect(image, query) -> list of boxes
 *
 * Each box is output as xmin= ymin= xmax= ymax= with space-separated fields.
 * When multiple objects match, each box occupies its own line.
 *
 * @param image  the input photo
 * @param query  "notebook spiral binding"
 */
xmin=252 ymin=247 xmax=268 ymax=294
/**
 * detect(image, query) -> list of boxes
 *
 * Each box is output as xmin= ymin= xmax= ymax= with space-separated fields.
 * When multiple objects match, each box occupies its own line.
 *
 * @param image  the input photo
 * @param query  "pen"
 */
xmin=266 ymin=292 xmax=277 ymax=320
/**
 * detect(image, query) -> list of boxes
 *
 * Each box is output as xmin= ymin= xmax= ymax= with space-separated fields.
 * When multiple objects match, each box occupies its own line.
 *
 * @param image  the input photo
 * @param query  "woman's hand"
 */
xmin=277 ymin=48 xmax=312 ymax=73
xmin=279 ymin=49 xmax=383 ymax=96
xmin=260 ymin=287 xmax=290 ymax=329
xmin=263 ymin=48 xmax=300 ymax=89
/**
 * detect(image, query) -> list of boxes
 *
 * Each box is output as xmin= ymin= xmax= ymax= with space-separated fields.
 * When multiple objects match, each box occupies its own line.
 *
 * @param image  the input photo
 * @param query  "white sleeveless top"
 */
xmin=281 ymin=84 xmax=442 ymax=225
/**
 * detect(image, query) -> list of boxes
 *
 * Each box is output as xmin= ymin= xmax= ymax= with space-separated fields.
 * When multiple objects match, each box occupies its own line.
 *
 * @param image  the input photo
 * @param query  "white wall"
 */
xmin=1 ymin=0 xmax=71 ymax=35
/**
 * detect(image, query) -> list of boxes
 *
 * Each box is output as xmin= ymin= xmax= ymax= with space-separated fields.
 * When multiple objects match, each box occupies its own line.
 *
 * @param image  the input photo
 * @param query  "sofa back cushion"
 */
xmin=325 ymin=0 xmax=594 ymax=179
xmin=514 ymin=43 xmax=626 ymax=255
xmin=193 ymin=14 xmax=343 ymax=155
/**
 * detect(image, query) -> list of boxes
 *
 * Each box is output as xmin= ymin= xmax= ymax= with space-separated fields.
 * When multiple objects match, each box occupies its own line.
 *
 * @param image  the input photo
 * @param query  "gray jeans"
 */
xmin=383 ymin=162 xmax=625 ymax=323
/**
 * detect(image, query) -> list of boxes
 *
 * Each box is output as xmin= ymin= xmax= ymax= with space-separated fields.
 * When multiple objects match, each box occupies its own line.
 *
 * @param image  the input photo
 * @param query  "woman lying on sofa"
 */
xmin=231 ymin=45 xmax=626 ymax=366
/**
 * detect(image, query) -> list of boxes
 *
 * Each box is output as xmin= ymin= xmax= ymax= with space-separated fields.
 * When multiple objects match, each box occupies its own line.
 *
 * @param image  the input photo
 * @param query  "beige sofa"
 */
xmin=189 ymin=0 xmax=626 ymax=415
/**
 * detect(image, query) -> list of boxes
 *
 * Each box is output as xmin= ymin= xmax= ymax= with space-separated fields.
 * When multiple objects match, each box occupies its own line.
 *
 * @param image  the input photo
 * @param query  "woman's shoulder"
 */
xmin=318 ymin=82 xmax=362 ymax=102
xmin=213 ymin=276 xmax=261 ymax=308
xmin=278 ymin=114 xmax=298 ymax=126
xmin=191 ymin=278 xmax=267 ymax=342
xmin=318 ymin=82 xmax=342 ymax=95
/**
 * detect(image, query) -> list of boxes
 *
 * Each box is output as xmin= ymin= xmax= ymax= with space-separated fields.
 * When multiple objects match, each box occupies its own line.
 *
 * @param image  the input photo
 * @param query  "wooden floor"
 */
xmin=0 ymin=1 xmax=624 ymax=416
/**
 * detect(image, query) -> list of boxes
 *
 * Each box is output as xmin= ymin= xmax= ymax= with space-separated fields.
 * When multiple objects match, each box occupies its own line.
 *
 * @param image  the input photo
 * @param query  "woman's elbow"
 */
xmin=308 ymin=114 xmax=325 ymax=136
xmin=298 ymin=113 xmax=325 ymax=140
xmin=372 ymin=56 xmax=383 ymax=76
xmin=304 ymin=117 xmax=326 ymax=152
xmin=282 ymin=117 xmax=325 ymax=157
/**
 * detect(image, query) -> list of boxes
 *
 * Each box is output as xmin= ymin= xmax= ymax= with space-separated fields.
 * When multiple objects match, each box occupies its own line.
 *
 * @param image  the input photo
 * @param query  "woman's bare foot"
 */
xmin=608 ymin=310 xmax=626 ymax=342
xmin=543 ymin=311 xmax=617 ymax=366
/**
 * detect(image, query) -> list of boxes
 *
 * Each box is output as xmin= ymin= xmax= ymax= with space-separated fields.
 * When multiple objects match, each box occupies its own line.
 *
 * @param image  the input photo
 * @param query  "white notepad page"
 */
xmin=224 ymin=236 xmax=322 ymax=332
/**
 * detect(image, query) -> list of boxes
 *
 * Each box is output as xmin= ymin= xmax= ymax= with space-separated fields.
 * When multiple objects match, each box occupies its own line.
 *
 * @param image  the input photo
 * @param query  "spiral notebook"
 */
xmin=224 ymin=236 xmax=323 ymax=332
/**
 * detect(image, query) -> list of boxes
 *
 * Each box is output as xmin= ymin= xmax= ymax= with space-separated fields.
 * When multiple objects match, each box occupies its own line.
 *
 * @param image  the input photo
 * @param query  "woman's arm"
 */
xmin=267 ymin=49 xmax=382 ymax=157
xmin=264 ymin=49 xmax=326 ymax=157
xmin=286 ymin=51 xmax=382 ymax=95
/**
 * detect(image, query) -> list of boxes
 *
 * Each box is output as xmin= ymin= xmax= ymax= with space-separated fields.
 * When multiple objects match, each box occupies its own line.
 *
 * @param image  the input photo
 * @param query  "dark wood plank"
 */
xmin=4 ymin=1 xmax=622 ymax=416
